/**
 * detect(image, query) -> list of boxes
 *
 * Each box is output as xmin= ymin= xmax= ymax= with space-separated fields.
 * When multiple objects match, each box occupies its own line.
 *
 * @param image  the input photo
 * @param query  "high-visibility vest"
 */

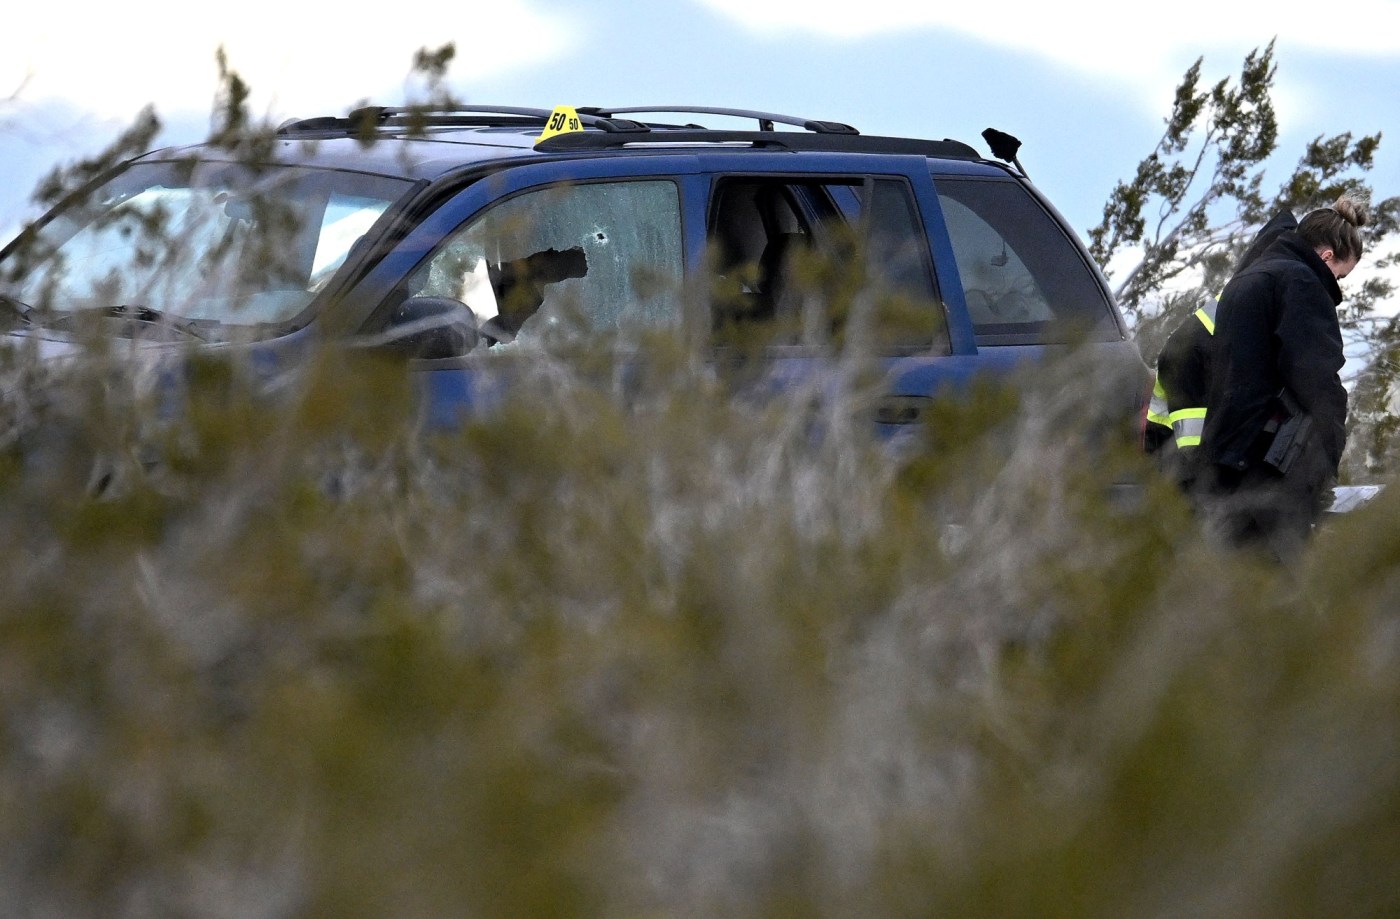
xmin=1146 ymin=298 xmax=1217 ymax=450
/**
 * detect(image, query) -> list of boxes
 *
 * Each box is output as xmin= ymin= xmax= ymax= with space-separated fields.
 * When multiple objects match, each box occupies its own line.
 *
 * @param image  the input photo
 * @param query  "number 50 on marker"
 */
xmin=537 ymin=105 xmax=583 ymax=144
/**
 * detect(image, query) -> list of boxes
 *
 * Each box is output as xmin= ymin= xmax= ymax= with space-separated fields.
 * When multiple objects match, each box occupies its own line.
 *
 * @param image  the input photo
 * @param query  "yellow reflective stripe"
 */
xmin=1169 ymin=407 xmax=1207 ymax=448
xmin=1147 ymin=376 xmax=1171 ymax=427
xmin=1195 ymin=296 xmax=1218 ymax=335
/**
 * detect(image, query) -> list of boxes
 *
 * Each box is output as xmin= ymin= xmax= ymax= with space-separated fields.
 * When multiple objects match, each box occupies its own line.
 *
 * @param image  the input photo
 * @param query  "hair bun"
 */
xmin=1333 ymin=193 xmax=1370 ymax=229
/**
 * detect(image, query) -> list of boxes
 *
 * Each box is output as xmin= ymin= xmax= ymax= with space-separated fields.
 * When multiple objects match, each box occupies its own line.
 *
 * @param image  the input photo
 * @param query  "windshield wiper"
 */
xmin=0 ymin=294 xmax=35 ymax=328
xmin=46 ymin=304 xmax=214 ymax=342
xmin=108 ymin=305 xmax=208 ymax=340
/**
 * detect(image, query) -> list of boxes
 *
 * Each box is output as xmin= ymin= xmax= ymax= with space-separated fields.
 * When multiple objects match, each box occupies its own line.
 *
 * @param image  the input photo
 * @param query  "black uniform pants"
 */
xmin=1204 ymin=442 xmax=1335 ymax=562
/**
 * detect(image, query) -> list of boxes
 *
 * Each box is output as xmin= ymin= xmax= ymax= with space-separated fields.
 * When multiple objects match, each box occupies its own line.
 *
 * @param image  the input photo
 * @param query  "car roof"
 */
xmin=141 ymin=132 xmax=541 ymax=183
xmin=138 ymin=105 xmax=1003 ymax=184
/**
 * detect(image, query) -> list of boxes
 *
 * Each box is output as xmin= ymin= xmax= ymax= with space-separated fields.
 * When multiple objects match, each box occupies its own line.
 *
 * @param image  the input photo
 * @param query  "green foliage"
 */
xmin=411 ymin=43 xmax=457 ymax=87
xmin=401 ymin=43 xmax=463 ymax=135
xmin=1092 ymin=43 xmax=1395 ymax=339
xmin=2 ymin=330 xmax=1399 ymax=917
xmin=1089 ymin=41 xmax=1281 ymax=328
xmin=209 ymin=46 xmax=254 ymax=149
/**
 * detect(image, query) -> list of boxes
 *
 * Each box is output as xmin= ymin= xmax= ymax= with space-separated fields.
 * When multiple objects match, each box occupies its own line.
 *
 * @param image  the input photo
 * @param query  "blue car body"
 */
xmin=0 ymin=106 xmax=1150 ymax=447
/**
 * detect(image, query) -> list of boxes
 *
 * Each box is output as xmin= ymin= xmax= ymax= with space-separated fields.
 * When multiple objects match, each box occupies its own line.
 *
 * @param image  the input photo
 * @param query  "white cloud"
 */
xmin=1 ymin=0 xmax=572 ymax=122
xmin=694 ymin=0 xmax=1400 ymax=93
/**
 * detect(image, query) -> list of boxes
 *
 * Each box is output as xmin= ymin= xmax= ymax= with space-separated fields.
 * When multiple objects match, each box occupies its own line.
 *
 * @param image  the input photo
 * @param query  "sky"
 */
xmin=3 ymin=0 xmax=1399 ymax=250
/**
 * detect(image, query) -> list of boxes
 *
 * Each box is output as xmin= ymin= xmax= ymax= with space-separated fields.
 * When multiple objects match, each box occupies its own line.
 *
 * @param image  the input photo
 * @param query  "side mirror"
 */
xmin=378 ymin=296 xmax=481 ymax=359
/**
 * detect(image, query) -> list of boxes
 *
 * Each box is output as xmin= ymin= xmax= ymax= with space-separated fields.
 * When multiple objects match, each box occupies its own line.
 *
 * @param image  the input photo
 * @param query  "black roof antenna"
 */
xmin=982 ymin=128 xmax=1028 ymax=179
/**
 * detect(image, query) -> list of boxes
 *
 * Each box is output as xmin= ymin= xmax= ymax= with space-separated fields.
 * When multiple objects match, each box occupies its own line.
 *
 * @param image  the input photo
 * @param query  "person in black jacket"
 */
xmin=1199 ymin=194 xmax=1369 ymax=559
xmin=1147 ymin=209 xmax=1299 ymax=497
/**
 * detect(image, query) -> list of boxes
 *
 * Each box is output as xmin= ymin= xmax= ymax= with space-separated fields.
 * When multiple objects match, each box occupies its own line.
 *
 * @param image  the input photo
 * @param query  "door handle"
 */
xmin=872 ymin=395 xmax=932 ymax=426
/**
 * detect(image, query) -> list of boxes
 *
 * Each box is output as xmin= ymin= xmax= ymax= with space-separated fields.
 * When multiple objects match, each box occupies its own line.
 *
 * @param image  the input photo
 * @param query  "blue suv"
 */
xmin=0 ymin=105 xmax=1149 ymax=438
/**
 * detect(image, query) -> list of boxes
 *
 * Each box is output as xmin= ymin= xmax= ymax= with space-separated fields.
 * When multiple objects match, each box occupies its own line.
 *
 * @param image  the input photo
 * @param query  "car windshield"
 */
xmin=0 ymin=159 xmax=413 ymax=336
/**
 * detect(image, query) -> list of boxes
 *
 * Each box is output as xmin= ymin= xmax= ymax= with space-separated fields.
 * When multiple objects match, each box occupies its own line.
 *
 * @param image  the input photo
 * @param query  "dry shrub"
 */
xmin=0 ymin=325 xmax=1396 ymax=919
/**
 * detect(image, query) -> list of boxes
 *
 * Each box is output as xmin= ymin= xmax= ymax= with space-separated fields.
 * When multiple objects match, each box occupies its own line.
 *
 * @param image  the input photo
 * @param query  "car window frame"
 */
xmin=347 ymin=154 xmax=709 ymax=354
xmin=699 ymin=161 xmax=952 ymax=358
xmin=929 ymin=172 xmax=1125 ymax=347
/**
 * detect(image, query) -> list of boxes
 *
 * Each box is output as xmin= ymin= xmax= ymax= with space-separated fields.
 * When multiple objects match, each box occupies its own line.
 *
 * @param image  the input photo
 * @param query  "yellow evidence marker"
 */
xmin=536 ymin=105 xmax=584 ymax=145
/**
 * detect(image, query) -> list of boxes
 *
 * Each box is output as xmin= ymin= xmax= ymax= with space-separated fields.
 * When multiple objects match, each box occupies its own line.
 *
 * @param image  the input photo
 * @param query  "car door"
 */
xmin=348 ymin=155 xmax=705 ymax=427
xmin=695 ymin=152 xmax=982 ymax=439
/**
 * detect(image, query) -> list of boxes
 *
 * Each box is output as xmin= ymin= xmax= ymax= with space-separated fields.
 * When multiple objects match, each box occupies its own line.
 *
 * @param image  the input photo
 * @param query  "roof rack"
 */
xmin=272 ymin=105 xmax=982 ymax=162
xmin=275 ymin=105 xmax=651 ymax=137
xmin=576 ymin=106 xmax=859 ymax=135
xmin=534 ymin=129 xmax=981 ymax=159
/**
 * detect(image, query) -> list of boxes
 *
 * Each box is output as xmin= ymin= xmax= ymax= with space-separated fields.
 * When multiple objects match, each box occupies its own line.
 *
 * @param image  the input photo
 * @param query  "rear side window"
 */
xmin=707 ymin=176 xmax=948 ymax=354
xmin=934 ymin=176 xmax=1118 ymax=344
